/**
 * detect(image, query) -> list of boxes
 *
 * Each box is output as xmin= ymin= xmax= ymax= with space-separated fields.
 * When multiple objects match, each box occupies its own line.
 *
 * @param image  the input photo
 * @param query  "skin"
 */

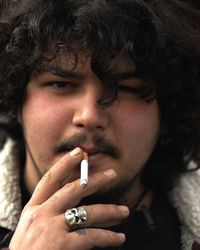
xmin=10 ymin=55 xmax=160 ymax=249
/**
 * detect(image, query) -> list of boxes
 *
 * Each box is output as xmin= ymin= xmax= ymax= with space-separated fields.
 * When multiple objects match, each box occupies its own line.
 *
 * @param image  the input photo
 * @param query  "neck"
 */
xmin=119 ymin=178 xmax=153 ymax=210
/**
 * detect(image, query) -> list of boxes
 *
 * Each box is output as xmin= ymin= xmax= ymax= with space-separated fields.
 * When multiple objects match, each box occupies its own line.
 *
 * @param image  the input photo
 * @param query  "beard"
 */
xmin=78 ymin=178 xmax=135 ymax=207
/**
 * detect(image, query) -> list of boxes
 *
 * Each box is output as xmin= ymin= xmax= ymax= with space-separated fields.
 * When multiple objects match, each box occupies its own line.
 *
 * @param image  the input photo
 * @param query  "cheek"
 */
xmin=21 ymin=94 xmax=73 ymax=156
xmin=113 ymin=101 xmax=160 ymax=167
xmin=116 ymin=101 xmax=159 ymax=134
xmin=22 ymin=94 xmax=70 ymax=133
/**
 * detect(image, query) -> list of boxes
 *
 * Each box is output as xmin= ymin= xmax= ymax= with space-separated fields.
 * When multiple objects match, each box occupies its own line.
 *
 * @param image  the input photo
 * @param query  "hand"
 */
xmin=9 ymin=147 xmax=129 ymax=250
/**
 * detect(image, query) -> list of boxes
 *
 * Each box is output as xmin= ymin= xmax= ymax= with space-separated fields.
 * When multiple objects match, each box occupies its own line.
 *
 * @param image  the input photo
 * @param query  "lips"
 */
xmin=88 ymin=151 xmax=106 ymax=160
xmin=80 ymin=146 xmax=108 ymax=162
xmin=80 ymin=146 xmax=105 ymax=155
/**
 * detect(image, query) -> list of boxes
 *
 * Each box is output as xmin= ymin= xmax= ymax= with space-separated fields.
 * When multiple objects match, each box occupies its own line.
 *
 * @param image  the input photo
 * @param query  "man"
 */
xmin=0 ymin=0 xmax=200 ymax=249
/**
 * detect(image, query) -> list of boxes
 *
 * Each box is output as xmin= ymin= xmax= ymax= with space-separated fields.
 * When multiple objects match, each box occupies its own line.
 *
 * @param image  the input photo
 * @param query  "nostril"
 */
xmin=72 ymin=106 xmax=108 ymax=131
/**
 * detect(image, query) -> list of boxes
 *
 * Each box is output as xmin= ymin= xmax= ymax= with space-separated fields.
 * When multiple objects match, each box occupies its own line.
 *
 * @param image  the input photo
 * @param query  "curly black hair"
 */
xmin=0 ymin=0 xmax=200 ymax=191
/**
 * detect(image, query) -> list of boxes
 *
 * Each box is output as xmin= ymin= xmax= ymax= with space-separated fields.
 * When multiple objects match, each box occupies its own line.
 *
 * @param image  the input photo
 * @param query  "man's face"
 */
xmin=20 ymin=55 xmax=160 ymax=201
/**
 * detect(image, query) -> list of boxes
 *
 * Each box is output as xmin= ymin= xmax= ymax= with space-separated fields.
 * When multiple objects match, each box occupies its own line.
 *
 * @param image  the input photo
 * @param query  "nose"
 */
xmin=72 ymin=88 xmax=108 ymax=131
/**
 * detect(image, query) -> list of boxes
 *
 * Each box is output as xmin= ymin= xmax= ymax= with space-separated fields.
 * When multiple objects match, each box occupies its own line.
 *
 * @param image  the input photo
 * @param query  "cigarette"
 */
xmin=80 ymin=152 xmax=89 ymax=189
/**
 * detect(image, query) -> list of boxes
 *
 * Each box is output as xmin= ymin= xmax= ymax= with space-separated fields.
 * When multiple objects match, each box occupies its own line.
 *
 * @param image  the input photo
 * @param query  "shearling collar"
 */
xmin=0 ymin=135 xmax=200 ymax=250
xmin=0 ymin=137 xmax=21 ymax=231
xmin=170 ymin=165 xmax=200 ymax=249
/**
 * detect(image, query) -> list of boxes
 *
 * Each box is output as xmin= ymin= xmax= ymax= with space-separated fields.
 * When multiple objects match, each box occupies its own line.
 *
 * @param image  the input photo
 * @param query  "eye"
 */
xmin=42 ymin=80 xmax=79 ymax=95
xmin=118 ymin=85 xmax=142 ymax=94
xmin=46 ymin=81 xmax=76 ymax=89
xmin=118 ymin=84 xmax=156 ymax=102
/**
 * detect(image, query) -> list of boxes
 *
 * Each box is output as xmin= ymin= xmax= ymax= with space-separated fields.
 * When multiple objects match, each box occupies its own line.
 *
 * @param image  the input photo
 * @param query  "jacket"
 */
xmin=0 ymin=129 xmax=200 ymax=250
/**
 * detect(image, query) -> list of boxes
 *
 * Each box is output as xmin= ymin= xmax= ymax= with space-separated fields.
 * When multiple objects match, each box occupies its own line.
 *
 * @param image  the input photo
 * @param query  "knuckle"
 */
xmin=83 ymin=205 xmax=91 ymax=218
xmin=41 ymin=170 xmax=52 ymax=183
xmin=91 ymin=229 xmax=113 ymax=247
xmin=91 ymin=229 xmax=99 ymax=243
xmin=63 ymin=181 xmax=77 ymax=192
xmin=28 ymin=207 xmax=42 ymax=222
xmin=20 ymin=206 xmax=44 ymax=228
xmin=21 ymin=204 xmax=34 ymax=219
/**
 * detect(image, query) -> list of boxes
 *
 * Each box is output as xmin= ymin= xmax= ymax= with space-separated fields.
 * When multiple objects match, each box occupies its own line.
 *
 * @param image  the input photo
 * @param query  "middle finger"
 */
xmin=44 ymin=169 xmax=117 ymax=212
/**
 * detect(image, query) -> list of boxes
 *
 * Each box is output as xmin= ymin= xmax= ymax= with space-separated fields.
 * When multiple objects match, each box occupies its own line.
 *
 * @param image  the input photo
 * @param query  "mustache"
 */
xmin=54 ymin=133 xmax=120 ymax=159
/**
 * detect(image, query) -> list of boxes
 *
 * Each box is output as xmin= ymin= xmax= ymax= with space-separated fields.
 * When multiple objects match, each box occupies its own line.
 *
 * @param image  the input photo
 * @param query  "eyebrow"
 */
xmin=36 ymin=65 xmax=84 ymax=79
xmin=35 ymin=65 xmax=139 ymax=82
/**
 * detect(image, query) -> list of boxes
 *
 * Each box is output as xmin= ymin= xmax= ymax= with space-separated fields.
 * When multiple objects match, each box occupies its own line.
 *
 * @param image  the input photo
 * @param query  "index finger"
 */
xmin=29 ymin=147 xmax=83 ymax=205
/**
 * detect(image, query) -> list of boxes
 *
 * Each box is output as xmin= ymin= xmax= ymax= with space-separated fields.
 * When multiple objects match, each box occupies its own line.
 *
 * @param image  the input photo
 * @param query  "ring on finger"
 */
xmin=64 ymin=207 xmax=87 ymax=230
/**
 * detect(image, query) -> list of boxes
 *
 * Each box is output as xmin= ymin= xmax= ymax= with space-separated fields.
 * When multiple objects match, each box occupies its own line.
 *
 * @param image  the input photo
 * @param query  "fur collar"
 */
xmin=0 ymin=137 xmax=21 ymax=231
xmin=0 ymin=136 xmax=200 ymax=249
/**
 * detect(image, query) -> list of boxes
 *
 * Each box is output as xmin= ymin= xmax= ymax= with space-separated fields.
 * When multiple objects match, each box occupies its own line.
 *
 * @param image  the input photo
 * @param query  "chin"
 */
xmin=78 ymin=181 xmax=130 ymax=206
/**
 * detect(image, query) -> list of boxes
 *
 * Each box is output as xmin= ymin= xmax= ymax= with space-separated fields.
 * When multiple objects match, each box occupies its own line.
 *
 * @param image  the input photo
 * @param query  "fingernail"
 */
xmin=118 ymin=206 xmax=129 ymax=215
xmin=69 ymin=147 xmax=81 ymax=157
xmin=103 ymin=169 xmax=116 ymax=177
xmin=117 ymin=233 xmax=126 ymax=242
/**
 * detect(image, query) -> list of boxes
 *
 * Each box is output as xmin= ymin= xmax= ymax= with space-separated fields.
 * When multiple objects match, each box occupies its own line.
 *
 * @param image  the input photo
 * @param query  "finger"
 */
xmin=61 ymin=204 xmax=129 ymax=232
xmin=66 ymin=228 xmax=126 ymax=249
xmin=44 ymin=169 xmax=117 ymax=212
xmin=29 ymin=147 xmax=83 ymax=205
xmin=81 ymin=204 xmax=129 ymax=228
